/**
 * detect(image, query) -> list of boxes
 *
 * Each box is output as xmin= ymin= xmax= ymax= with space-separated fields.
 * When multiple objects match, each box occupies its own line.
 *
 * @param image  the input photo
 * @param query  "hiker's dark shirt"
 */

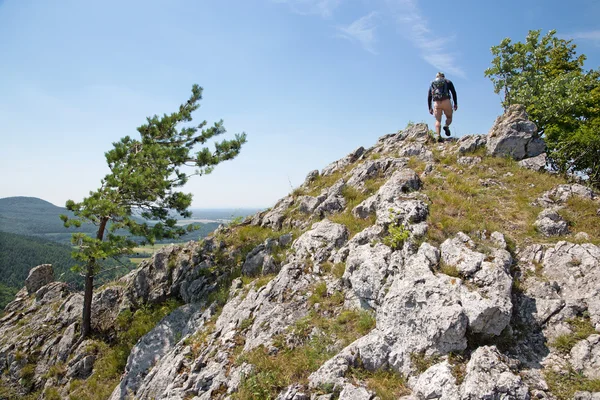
xmin=427 ymin=79 xmax=458 ymax=110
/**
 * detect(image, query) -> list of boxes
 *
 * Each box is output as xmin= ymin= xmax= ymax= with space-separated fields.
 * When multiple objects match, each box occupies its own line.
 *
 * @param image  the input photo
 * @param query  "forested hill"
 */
xmin=0 ymin=196 xmax=222 ymax=245
xmin=0 ymin=231 xmax=135 ymax=308
xmin=0 ymin=196 xmax=96 ymax=243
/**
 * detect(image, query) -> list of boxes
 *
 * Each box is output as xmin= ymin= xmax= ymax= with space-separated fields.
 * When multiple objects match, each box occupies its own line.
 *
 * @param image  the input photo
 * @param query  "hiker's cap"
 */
xmin=436 ymin=72 xmax=445 ymax=78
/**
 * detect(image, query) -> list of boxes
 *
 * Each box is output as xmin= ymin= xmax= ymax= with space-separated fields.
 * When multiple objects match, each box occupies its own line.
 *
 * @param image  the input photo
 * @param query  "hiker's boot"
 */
xmin=443 ymin=126 xmax=451 ymax=136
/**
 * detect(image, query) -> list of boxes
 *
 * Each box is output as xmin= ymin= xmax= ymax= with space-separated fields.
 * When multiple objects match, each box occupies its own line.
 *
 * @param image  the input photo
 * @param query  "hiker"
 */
xmin=427 ymin=72 xmax=458 ymax=141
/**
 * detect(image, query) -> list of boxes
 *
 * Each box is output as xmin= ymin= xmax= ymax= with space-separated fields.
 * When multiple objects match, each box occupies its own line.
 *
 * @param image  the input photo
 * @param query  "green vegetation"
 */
xmin=550 ymin=316 xmax=596 ymax=353
xmin=413 ymin=153 xmax=600 ymax=247
xmin=545 ymin=366 xmax=600 ymax=400
xmin=485 ymin=29 xmax=600 ymax=188
xmin=410 ymin=352 xmax=441 ymax=374
xmin=67 ymin=299 xmax=181 ymax=400
xmin=382 ymin=222 xmax=410 ymax=250
xmin=348 ymin=367 xmax=410 ymax=399
xmin=60 ymin=84 xmax=246 ymax=338
xmin=0 ymin=231 xmax=135 ymax=309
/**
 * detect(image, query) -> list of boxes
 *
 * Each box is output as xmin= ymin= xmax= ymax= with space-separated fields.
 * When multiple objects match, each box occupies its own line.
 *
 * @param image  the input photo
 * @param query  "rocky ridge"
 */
xmin=1 ymin=105 xmax=599 ymax=400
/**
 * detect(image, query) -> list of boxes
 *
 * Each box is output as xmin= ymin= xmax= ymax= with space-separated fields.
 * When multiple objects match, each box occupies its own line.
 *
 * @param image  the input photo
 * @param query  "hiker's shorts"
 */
xmin=433 ymin=99 xmax=453 ymax=122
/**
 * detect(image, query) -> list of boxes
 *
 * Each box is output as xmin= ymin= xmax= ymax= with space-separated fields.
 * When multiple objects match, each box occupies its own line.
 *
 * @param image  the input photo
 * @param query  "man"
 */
xmin=427 ymin=72 xmax=458 ymax=142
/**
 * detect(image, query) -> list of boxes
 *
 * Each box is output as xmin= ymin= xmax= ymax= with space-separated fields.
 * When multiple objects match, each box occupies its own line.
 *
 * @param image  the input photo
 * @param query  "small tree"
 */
xmin=485 ymin=29 xmax=600 ymax=187
xmin=61 ymin=85 xmax=247 ymax=338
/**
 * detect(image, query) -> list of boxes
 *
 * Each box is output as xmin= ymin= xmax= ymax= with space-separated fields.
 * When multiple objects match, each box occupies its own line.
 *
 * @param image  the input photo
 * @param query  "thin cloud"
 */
xmin=566 ymin=30 xmax=600 ymax=44
xmin=337 ymin=12 xmax=379 ymax=54
xmin=273 ymin=0 xmax=341 ymax=18
xmin=386 ymin=0 xmax=465 ymax=78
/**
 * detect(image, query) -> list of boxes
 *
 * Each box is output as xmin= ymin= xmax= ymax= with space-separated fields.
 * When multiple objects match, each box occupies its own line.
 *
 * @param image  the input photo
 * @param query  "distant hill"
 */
xmin=0 ymin=196 xmax=96 ymax=242
xmin=0 ymin=197 xmax=226 ymax=245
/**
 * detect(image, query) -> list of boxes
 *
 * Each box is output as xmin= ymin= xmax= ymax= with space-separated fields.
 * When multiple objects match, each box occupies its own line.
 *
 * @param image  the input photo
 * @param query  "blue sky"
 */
xmin=1 ymin=0 xmax=599 ymax=209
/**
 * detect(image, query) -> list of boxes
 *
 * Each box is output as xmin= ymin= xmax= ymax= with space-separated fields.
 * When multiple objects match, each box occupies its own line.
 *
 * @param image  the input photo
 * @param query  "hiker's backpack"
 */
xmin=431 ymin=78 xmax=449 ymax=101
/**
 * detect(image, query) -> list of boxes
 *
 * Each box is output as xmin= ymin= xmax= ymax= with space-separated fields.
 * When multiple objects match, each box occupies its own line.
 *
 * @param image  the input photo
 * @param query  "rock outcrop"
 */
xmin=1 ymin=108 xmax=599 ymax=400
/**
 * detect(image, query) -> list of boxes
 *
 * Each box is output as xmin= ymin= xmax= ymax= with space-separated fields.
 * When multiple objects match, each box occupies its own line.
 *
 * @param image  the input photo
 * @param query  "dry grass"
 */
xmin=419 ymin=152 xmax=600 ymax=248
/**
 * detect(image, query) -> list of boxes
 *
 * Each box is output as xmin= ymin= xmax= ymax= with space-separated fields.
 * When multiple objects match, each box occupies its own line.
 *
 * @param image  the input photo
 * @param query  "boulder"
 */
xmin=411 ymin=361 xmax=459 ymax=400
xmin=460 ymin=346 xmax=530 ymax=399
xmin=455 ymin=134 xmax=487 ymax=155
xmin=534 ymin=208 xmax=569 ymax=236
xmin=519 ymin=153 xmax=547 ymax=171
xmin=571 ymin=334 xmax=600 ymax=379
xmin=535 ymin=183 xmax=596 ymax=208
xmin=486 ymin=104 xmax=545 ymax=160
xmin=25 ymin=264 xmax=54 ymax=294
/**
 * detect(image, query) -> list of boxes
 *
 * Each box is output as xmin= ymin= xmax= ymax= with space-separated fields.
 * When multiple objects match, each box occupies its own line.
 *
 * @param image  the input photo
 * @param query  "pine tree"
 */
xmin=61 ymin=85 xmax=247 ymax=337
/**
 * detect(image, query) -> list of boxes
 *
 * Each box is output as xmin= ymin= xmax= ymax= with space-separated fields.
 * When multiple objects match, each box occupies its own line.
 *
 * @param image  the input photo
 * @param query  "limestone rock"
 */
xmin=25 ymin=264 xmax=54 ymax=294
xmin=292 ymin=220 xmax=349 ymax=263
xmin=455 ymin=134 xmax=487 ymax=155
xmin=535 ymin=183 xmax=596 ymax=208
xmin=460 ymin=346 xmax=530 ymax=399
xmin=519 ymin=153 xmax=547 ymax=171
xmin=440 ymin=233 xmax=484 ymax=276
xmin=321 ymin=147 xmax=365 ymax=176
xmin=534 ymin=209 xmax=569 ymax=236
xmin=411 ymin=361 xmax=459 ymax=400
xmin=486 ymin=104 xmax=544 ymax=160
xmin=343 ymin=243 xmax=392 ymax=309
xmin=571 ymin=335 xmax=600 ymax=379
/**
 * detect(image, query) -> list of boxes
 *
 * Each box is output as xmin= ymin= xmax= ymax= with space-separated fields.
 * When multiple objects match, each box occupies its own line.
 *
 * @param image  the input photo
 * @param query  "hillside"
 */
xmin=1 ymin=107 xmax=599 ymax=400
xmin=0 ymin=196 xmax=222 ymax=245
xmin=0 ymin=231 xmax=137 ymax=309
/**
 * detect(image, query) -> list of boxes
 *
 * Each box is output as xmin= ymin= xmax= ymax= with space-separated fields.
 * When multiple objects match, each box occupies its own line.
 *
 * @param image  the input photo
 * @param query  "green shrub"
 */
xmin=383 ymin=224 xmax=410 ymax=250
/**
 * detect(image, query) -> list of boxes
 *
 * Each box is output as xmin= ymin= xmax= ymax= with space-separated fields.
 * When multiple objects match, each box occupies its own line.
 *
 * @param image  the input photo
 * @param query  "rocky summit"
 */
xmin=1 ymin=108 xmax=600 ymax=400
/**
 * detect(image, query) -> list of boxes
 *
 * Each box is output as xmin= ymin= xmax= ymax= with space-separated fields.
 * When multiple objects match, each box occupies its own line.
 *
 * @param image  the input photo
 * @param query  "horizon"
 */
xmin=1 ymin=0 xmax=599 ymax=208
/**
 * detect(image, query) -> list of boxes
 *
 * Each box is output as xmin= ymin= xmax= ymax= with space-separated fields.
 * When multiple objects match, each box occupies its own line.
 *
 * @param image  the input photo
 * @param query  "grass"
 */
xmin=438 ymin=262 xmax=461 ymax=278
xmin=550 ymin=316 xmax=596 ymax=353
xmin=66 ymin=299 xmax=182 ymax=400
xmin=330 ymin=212 xmax=376 ymax=238
xmin=545 ymin=365 xmax=600 ymax=400
xmin=418 ymin=151 xmax=599 ymax=248
xmin=349 ymin=367 xmax=410 ymax=400
xmin=409 ymin=352 xmax=441 ymax=374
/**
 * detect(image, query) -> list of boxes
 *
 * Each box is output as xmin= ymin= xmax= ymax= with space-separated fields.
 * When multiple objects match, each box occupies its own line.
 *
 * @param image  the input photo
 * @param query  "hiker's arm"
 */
xmin=449 ymin=81 xmax=458 ymax=106
xmin=427 ymin=89 xmax=432 ymax=111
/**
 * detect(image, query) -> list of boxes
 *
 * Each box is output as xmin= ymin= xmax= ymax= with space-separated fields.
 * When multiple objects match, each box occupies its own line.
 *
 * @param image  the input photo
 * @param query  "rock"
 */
xmin=576 ymin=232 xmax=591 ymax=242
xmin=486 ymin=104 xmax=544 ymax=160
xmin=490 ymin=231 xmax=507 ymax=250
xmin=66 ymin=354 xmax=95 ymax=379
xmin=261 ymin=195 xmax=295 ymax=230
xmin=298 ymin=195 xmax=323 ymax=214
xmin=242 ymin=244 xmax=267 ymax=276
xmin=440 ymin=233 xmax=485 ymax=276
xmin=535 ymin=184 xmax=596 ymax=208
xmin=460 ymin=346 xmax=530 ymax=399
xmin=314 ymin=179 xmax=347 ymax=217
xmin=519 ymin=153 xmax=547 ymax=171
xmin=411 ymin=361 xmax=459 ymax=400
xmin=457 ymin=156 xmax=482 ymax=166
xmin=277 ymin=384 xmax=309 ymax=400
xmin=460 ymin=250 xmax=513 ymax=336
xmin=541 ymin=242 xmax=600 ymax=326
xmin=346 ymin=158 xmax=407 ymax=190
xmin=343 ymin=244 xmax=393 ymax=309
xmin=455 ymin=134 xmax=487 ymax=155
xmin=571 ymin=334 xmax=600 ymax=379
xmin=110 ymin=304 xmax=207 ymax=399
xmin=338 ymin=383 xmax=373 ymax=400
xmin=321 ymin=147 xmax=365 ymax=176
xmin=534 ymin=209 xmax=569 ymax=236
xmin=292 ymin=220 xmax=349 ymax=264
xmin=574 ymin=392 xmax=600 ymax=400
xmin=304 ymin=169 xmax=320 ymax=185
xmin=25 ymin=264 xmax=54 ymax=294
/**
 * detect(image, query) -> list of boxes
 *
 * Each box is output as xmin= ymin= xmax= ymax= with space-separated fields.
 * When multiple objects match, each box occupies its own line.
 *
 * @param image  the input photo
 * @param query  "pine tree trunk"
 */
xmin=80 ymin=217 xmax=108 ymax=338
xmin=81 ymin=265 xmax=94 ymax=338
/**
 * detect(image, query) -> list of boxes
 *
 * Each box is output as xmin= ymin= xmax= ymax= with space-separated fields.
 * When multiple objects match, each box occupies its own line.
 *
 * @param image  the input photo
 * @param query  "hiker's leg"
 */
xmin=433 ymin=101 xmax=443 ymax=136
xmin=443 ymin=99 xmax=453 ymax=126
